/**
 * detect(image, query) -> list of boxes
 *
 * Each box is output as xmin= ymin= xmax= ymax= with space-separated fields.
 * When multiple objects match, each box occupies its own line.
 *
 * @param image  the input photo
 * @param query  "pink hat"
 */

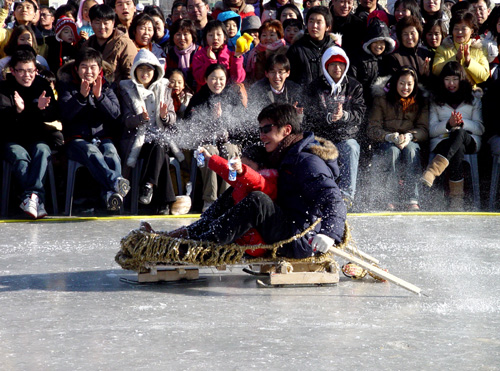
xmin=55 ymin=17 xmax=80 ymax=43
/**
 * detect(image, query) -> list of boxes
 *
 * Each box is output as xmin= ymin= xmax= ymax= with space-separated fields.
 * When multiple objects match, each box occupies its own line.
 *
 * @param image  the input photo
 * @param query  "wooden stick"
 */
xmin=329 ymin=246 xmax=423 ymax=296
xmin=342 ymin=245 xmax=380 ymax=265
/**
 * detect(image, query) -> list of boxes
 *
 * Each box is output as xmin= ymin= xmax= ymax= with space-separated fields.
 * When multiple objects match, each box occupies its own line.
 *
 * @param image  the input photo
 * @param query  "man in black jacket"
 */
xmin=0 ymin=50 xmax=60 ymax=218
xmin=329 ymin=0 xmax=366 ymax=59
xmin=286 ymin=6 xmax=337 ymax=86
xmin=305 ymin=45 xmax=366 ymax=209
xmin=57 ymin=47 xmax=128 ymax=211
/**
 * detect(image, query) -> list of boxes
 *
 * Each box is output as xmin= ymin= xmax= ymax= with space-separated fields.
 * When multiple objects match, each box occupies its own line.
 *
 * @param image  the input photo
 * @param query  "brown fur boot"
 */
xmin=421 ymin=154 xmax=449 ymax=187
xmin=449 ymin=179 xmax=464 ymax=211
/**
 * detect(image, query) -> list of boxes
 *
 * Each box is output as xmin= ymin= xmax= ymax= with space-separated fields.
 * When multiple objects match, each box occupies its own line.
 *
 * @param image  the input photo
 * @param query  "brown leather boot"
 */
xmin=449 ymin=179 xmax=464 ymax=211
xmin=421 ymin=154 xmax=449 ymax=187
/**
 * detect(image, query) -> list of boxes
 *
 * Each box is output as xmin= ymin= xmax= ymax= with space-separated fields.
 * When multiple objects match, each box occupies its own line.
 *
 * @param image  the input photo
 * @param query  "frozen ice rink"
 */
xmin=1 ymin=214 xmax=499 ymax=370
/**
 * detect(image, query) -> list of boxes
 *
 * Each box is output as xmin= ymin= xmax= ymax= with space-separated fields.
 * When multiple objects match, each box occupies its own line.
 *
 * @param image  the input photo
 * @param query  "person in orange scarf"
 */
xmin=367 ymin=66 xmax=429 ymax=211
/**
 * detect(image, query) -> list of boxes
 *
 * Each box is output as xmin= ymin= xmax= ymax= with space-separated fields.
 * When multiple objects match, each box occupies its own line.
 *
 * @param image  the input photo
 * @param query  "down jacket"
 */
xmin=433 ymin=36 xmax=490 ymax=86
xmin=277 ymin=132 xmax=346 ymax=258
xmin=367 ymin=78 xmax=429 ymax=143
xmin=429 ymin=97 xmax=484 ymax=152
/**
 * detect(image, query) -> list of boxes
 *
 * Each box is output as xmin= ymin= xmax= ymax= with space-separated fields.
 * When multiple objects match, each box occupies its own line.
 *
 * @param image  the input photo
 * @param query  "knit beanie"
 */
xmin=241 ymin=15 xmax=261 ymax=33
xmin=55 ymin=17 xmax=81 ymax=43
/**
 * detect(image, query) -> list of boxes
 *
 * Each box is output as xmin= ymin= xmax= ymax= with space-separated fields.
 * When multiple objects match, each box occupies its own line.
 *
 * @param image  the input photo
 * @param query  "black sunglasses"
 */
xmin=259 ymin=124 xmax=275 ymax=134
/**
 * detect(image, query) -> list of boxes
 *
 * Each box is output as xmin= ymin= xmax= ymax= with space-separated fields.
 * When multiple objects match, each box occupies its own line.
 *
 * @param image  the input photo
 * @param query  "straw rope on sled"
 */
xmin=115 ymin=219 xmax=353 ymax=272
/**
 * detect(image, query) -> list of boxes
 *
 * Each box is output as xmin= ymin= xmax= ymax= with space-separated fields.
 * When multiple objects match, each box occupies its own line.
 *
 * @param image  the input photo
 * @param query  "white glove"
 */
xmin=385 ymin=132 xmax=400 ymax=144
xmin=309 ymin=234 xmax=335 ymax=253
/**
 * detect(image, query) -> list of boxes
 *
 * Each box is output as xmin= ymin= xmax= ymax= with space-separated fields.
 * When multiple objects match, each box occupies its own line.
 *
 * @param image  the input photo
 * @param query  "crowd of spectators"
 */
xmin=1 ymin=0 xmax=500 ymax=219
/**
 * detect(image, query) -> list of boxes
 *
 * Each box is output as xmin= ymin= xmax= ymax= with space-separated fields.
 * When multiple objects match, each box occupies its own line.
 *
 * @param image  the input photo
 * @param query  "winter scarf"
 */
xmin=246 ymin=38 xmax=286 ymax=76
xmin=400 ymin=96 xmax=416 ymax=113
xmin=255 ymin=38 xmax=286 ymax=53
xmin=174 ymin=43 xmax=197 ymax=74
xmin=269 ymin=132 xmax=304 ymax=168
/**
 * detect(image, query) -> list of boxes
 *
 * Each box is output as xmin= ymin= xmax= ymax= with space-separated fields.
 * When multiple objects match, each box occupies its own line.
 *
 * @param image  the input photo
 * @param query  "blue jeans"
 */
xmin=66 ymin=138 xmax=122 ymax=192
xmin=3 ymin=142 xmax=51 ymax=202
xmin=335 ymin=139 xmax=360 ymax=200
xmin=372 ymin=141 xmax=421 ymax=204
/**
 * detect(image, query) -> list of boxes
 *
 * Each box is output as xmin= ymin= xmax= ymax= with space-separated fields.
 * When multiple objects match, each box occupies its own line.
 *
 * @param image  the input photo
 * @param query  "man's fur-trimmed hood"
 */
xmin=309 ymin=135 xmax=339 ymax=161
xmin=57 ymin=59 xmax=115 ymax=84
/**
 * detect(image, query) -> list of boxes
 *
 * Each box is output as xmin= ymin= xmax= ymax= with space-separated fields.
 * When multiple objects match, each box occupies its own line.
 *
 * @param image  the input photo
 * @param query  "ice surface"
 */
xmin=0 ymin=215 xmax=499 ymax=370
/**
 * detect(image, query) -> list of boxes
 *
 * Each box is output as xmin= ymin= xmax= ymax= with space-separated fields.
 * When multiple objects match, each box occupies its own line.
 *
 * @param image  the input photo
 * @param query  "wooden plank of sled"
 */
xmin=269 ymin=271 xmax=339 ymax=285
xmin=288 ymin=262 xmax=329 ymax=273
xmin=138 ymin=267 xmax=200 ymax=283
xmin=328 ymin=246 xmax=423 ymax=296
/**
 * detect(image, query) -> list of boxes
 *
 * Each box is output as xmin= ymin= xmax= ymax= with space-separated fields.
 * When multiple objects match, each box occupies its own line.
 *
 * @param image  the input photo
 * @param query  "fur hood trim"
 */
xmin=57 ymin=59 xmax=115 ymax=84
xmin=309 ymin=136 xmax=339 ymax=161
xmin=363 ymin=35 xmax=395 ymax=55
xmin=371 ymin=75 xmax=391 ymax=97
xmin=441 ymin=35 xmax=484 ymax=50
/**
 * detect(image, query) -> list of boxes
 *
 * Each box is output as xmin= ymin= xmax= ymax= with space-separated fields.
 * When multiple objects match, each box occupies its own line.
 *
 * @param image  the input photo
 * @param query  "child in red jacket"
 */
xmin=196 ymin=145 xmax=278 ymax=256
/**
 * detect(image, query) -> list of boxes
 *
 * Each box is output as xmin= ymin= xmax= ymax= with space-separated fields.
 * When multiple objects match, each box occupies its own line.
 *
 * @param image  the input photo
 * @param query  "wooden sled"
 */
xmin=248 ymin=261 xmax=339 ymax=287
xmin=116 ymin=221 xmax=422 ymax=293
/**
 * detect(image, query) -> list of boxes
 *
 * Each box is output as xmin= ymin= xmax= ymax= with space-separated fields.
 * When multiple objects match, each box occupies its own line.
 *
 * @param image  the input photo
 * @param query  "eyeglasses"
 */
xmin=259 ymin=124 xmax=275 ymax=134
xmin=40 ymin=13 xmax=52 ymax=17
xmin=14 ymin=68 xmax=36 ymax=75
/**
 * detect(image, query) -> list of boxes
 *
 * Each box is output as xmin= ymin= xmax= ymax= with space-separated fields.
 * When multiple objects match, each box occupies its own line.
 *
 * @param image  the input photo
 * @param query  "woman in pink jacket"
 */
xmin=192 ymin=20 xmax=246 ymax=89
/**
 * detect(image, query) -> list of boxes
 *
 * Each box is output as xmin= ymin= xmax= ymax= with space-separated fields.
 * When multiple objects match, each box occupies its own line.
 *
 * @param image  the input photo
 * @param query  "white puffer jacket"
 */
xmin=429 ymin=97 xmax=484 ymax=152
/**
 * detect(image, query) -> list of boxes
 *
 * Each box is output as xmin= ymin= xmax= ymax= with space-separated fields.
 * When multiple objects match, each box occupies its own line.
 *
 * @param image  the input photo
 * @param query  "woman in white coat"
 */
xmin=422 ymin=61 xmax=484 ymax=209
xmin=120 ymin=48 xmax=179 ymax=214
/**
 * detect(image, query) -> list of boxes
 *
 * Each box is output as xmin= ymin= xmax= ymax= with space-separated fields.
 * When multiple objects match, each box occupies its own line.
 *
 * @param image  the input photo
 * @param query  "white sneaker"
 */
xmin=20 ymin=193 xmax=38 ymax=219
xmin=106 ymin=191 xmax=123 ymax=211
xmin=37 ymin=202 xmax=48 ymax=219
xmin=114 ymin=177 xmax=130 ymax=198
